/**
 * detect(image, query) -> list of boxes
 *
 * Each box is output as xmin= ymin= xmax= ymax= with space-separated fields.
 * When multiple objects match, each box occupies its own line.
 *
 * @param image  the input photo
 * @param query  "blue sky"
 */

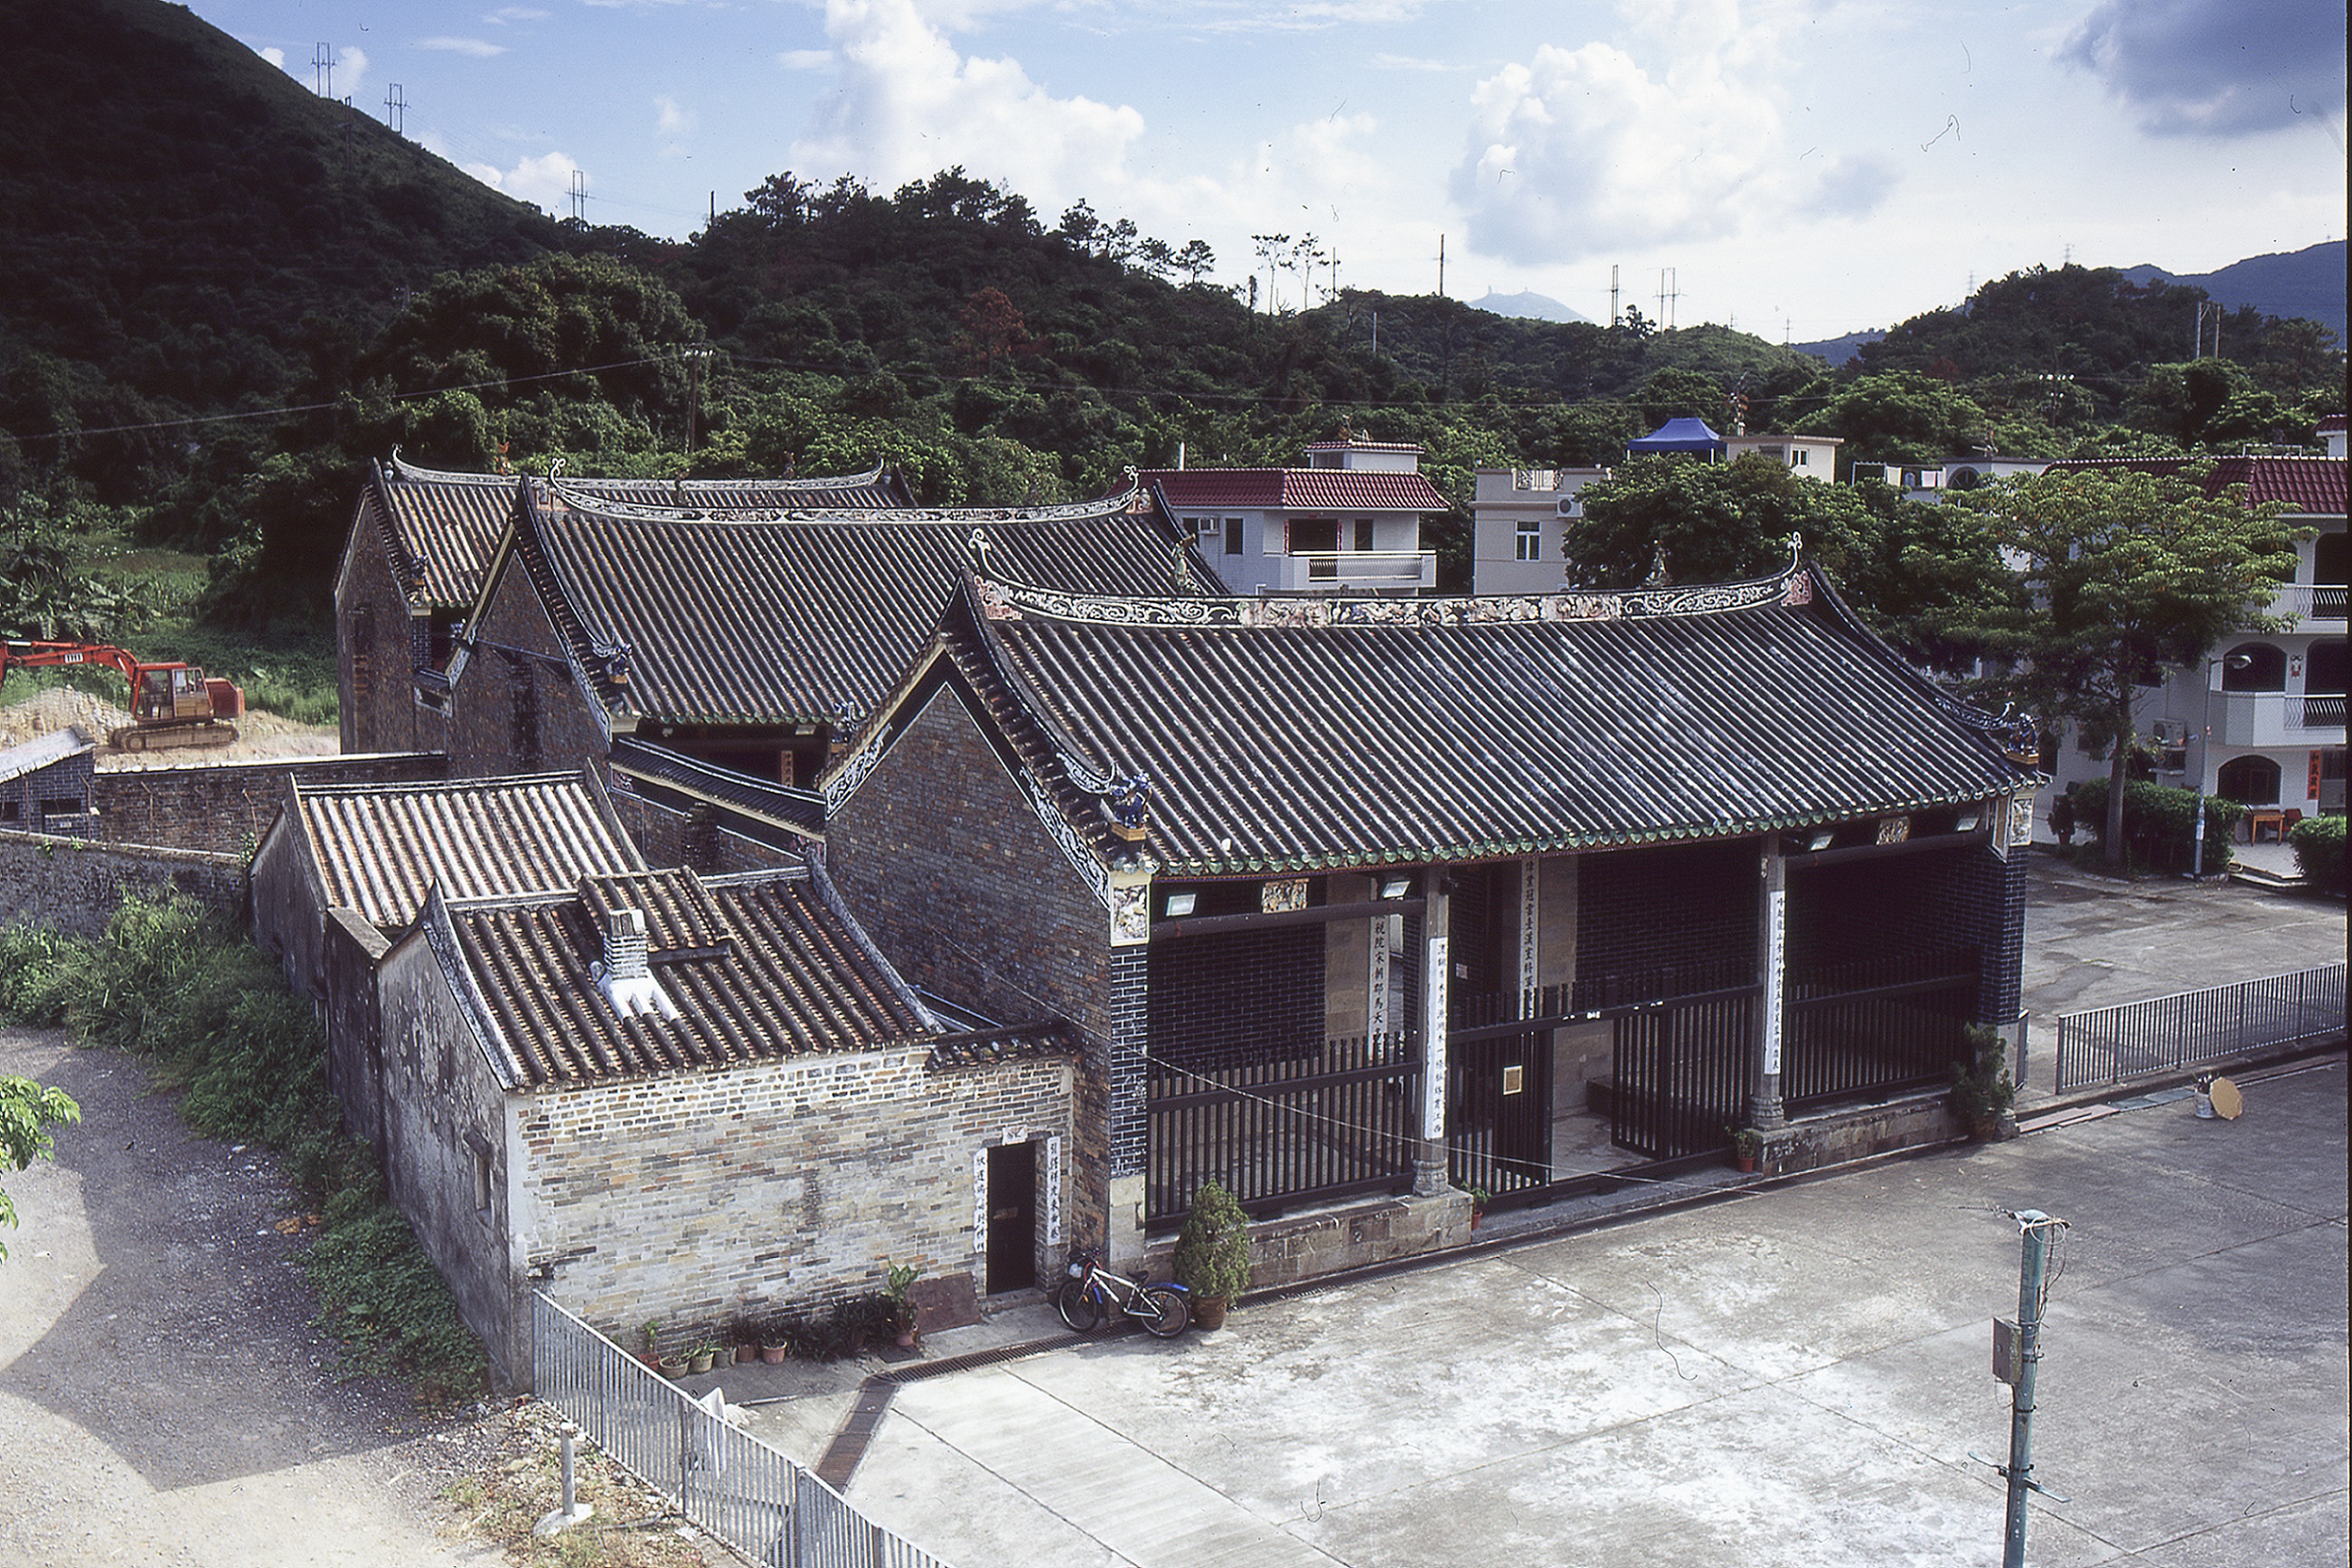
xmin=189 ymin=0 xmax=2345 ymax=340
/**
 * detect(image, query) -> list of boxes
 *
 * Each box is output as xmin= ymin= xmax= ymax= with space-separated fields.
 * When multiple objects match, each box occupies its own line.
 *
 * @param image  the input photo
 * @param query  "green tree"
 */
xmin=1568 ymin=453 xmax=1867 ymax=588
xmin=1948 ymin=465 xmax=2295 ymax=863
xmin=1 ymin=1074 xmax=80 ymax=1263
xmin=1797 ymin=371 xmax=1991 ymax=465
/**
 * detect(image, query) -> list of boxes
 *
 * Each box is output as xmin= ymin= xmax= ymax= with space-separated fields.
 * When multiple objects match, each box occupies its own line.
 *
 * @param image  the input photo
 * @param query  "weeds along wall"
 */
xmin=0 ymin=828 xmax=244 ymax=936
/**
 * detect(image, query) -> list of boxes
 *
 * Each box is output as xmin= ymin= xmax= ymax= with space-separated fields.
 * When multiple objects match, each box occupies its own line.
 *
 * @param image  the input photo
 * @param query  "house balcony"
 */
xmin=2266 ymin=583 xmax=2347 ymax=626
xmin=2215 ymin=691 xmax=2347 ymax=747
xmin=1276 ymin=550 xmax=1437 ymax=592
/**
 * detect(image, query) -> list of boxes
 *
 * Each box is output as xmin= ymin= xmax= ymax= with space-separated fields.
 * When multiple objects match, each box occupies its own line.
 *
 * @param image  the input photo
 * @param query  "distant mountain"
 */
xmin=2120 ymin=240 xmax=2346 ymax=347
xmin=1472 ymin=289 xmax=1590 ymax=324
xmin=1792 ymin=329 xmax=1886 ymax=367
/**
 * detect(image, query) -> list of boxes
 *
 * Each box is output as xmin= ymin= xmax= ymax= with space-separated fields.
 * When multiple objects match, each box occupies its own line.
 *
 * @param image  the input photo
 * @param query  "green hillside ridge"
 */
xmin=0 ymin=0 xmax=2340 ymax=667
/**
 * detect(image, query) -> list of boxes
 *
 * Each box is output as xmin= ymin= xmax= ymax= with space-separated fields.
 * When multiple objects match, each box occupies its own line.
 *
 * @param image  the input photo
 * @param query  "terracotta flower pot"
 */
xmin=734 ymin=1344 xmax=757 ymax=1365
xmin=1191 ymin=1296 xmax=1229 ymax=1331
xmin=760 ymin=1343 xmax=789 ymax=1364
xmin=659 ymin=1356 xmax=686 ymax=1377
xmin=688 ymin=1349 xmax=717 ymax=1374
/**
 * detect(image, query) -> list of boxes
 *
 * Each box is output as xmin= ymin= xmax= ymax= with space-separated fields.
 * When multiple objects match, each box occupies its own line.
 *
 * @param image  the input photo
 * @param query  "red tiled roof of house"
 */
xmin=2037 ymin=455 xmax=2346 ymax=515
xmin=2316 ymin=415 xmax=2345 ymax=435
xmin=1143 ymin=469 xmax=1450 ymax=512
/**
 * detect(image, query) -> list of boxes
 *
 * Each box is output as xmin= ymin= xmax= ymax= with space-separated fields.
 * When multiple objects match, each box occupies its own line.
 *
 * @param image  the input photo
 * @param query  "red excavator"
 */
xmin=0 ymin=641 xmax=244 ymax=752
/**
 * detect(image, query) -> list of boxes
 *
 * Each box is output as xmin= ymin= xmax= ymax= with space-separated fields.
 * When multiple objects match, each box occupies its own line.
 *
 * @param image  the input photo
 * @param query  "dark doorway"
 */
xmin=984 ymin=1141 xmax=1037 ymax=1293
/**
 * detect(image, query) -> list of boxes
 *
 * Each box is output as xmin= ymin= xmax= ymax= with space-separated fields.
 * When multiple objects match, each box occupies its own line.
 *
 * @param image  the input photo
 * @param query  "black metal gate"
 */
xmin=1610 ymin=987 xmax=1758 ymax=1159
xmin=1445 ymin=1029 xmax=1553 ymax=1199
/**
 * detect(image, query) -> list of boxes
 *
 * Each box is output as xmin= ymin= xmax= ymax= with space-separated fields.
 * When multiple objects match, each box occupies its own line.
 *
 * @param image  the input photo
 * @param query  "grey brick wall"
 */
xmin=91 ymin=751 xmax=447 ymax=855
xmin=447 ymin=559 xmax=611 ymax=781
xmin=0 ymin=829 xmax=245 ymax=935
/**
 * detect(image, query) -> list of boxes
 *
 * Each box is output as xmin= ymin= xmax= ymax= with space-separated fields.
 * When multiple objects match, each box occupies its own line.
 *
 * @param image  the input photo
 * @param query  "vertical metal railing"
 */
xmin=532 ymin=1293 xmax=951 ymax=1568
xmin=2054 ymin=964 xmax=2346 ymax=1091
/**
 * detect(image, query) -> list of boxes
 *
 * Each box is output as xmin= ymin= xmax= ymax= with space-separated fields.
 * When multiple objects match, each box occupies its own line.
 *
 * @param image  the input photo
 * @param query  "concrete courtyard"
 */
xmin=821 ymin=1054 xmax=2347 ymax=1568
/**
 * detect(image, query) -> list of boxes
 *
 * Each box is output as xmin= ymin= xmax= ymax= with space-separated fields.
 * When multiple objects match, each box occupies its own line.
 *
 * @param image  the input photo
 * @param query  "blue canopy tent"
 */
xmin=1627 ymin=418 xmax=1726 ymax=458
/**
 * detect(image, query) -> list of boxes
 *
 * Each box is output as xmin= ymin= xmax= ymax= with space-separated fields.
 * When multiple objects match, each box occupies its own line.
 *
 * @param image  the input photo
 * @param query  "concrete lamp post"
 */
xmin=2190 ymin=650 xmax=2254 ymax=880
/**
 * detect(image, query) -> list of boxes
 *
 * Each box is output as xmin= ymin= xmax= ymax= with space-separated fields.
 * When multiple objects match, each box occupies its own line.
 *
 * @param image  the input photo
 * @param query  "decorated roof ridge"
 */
xmin=542 ymin=469 xmax=1144 ymax=527
xmin=964 ymin=542 xmax=1813 ymax=632
xmin=1797 ymin=562 xmax=2045 ymax=765
xmin=501 ymin=483 xmax=637 ymax=718
xmin=926 ymin=1019 xmax=1080 ymax=1070
xmin=387 ymin=446 xmax=891 ymax=492
xmin=946 ymin=573 xmax=1129 ymax=809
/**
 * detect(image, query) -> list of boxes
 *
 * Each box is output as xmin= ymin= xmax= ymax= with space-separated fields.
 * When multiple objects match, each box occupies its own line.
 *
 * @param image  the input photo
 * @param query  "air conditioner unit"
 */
xmin=1556 ymin=498 xmax=1581 ymax=517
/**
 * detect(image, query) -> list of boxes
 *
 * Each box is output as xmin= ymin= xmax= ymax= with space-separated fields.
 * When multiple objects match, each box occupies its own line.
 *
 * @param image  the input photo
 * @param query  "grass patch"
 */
xmin=437 ymin=1402 xmax=711 ymax=1568
xmin=0 ymin=897 xmax=484 ymax=1401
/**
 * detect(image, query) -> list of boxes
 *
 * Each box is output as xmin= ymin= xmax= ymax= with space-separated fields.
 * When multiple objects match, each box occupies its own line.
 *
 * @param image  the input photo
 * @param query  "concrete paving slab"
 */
xmin=842 ymin=1058 xmax=2347 ymax=1568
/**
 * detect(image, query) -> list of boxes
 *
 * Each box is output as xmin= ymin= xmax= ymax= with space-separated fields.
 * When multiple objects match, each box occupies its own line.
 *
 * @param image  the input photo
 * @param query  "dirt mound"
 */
xmin=0 ymin=685 xmax=340 ymax=765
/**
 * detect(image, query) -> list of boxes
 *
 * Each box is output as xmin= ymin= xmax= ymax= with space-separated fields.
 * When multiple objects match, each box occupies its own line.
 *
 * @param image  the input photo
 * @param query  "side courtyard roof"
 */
xmin=1142 ymin=468 xmax=1451 ymax=512
xmin=421 ymin=864 xmax=1070 ymax=1089
xmin=497 ymin=477 xmax=1212 ymax=727
xmin=287 ymin=769 xmax=645 ymax=930
xmin=850 ymin=562 xmax=2037 ymax=878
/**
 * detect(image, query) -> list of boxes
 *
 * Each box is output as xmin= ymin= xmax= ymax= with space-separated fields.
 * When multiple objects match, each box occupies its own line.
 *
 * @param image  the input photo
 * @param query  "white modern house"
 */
xmin=1470 ymin=466 xmax=1611 ymax=594
xmin=1723 ymin=431 xmax=1842 ymax=480
xmin=1142 ymin=437 xmax=1445 ymax=595
xmin=2037 ymin=451 xmax=2348 ymax=835
xmin=1852 ymin=455 xmax=2052 ymax=502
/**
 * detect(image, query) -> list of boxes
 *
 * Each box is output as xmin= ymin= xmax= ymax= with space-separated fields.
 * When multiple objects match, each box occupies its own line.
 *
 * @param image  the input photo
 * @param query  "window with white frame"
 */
xmin=1515 ymin=516 xmax=1542 ymax=561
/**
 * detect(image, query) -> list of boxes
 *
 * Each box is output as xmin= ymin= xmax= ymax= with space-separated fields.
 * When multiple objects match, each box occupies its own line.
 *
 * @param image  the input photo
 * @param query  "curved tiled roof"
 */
xmin=366 ymin=454 xmax=913 ymax=609
xmin=905 ymin=567 xmax=2036 ymax=877
xmin=427 ymin=865 xmax=1049 ymax=1089
xmin=514 ymin=486 xmax=1209 ymax=725
xmin=2037 ymin=455 xmax=2347 ymax=515
xmin=1143 ymin=469 xmax=1451 ymax=512
xmin=295 ymin=771 xmax=644 ymax=929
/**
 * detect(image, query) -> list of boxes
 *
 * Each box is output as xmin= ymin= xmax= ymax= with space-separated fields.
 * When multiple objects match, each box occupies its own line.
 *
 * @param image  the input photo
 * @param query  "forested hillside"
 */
xmin=0 ymin=0 xmax=2341 ymax=643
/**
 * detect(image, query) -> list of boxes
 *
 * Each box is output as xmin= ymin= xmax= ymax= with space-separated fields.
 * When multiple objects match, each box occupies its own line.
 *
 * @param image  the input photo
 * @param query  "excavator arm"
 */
xmin=1 ymin=640 xmax=242 ymax=751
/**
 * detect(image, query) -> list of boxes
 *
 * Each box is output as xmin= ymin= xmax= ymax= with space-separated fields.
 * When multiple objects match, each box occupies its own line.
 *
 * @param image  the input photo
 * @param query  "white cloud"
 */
xmin=779 ymin=49 xmax=835 ymax=70
xmin=1451 ymin=0 xmax=1893 ymax=264
xmin=421 ymin=36 xmax=509 ymax=58
xmin=465 ymin=150 xmax=585 ymax=214
xmin=1371 ymin=53 xmax=1454 ymax=72
xmin=336 ymin=46 xmax=369 ymax=99
xmin=793 ymin=0 xmax=1146 ymax=206
xmin=484 ymin=6 xmax=550 ymax=22
xmin=654 ymin=94 xmax=694 ymax=157
xmin=259 ymin=45 xmax=285 ymax=70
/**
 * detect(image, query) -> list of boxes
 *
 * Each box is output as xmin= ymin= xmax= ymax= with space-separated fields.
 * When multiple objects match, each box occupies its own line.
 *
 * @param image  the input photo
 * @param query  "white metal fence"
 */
xmin=2054 ymin=964 xmax=2347 ymax=1092
xmin=532 ymin=1293 xmax=950 ymax=1568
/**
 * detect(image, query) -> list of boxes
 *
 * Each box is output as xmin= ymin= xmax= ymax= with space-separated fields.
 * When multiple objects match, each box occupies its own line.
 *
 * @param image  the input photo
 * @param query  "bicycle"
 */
xmin=1053 ymin=1244 xmax=1190 ymax=1338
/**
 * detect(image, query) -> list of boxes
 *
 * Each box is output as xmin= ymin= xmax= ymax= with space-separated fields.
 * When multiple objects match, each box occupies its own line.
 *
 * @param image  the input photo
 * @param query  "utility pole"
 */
xmin=684 ymin=346 xmax=711 ymax=455
xmin=1610 ymin=264 xmax=1621 ymax=326
xmin=1991 ymin=1208 xmax=2069 ymax=1568
xmin=1437 ymin=234 xmax=1445 ymax=299
xmin=569 ymin=169 xmax=588 ymax=223
xmin=383 ymin=84 xmax=407 ymax=134
xmin=312 ymin=42 xmax=333 ymax=98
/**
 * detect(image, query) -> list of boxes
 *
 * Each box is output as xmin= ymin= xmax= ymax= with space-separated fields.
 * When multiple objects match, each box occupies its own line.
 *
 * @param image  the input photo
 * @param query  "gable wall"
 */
xmin=332 ymin=496 xmax=420 ymax=756
xmin=826 ymin=684 xmax=1121 ymax=1253
xmin=448 ymin=559 xmax=608 ymax=780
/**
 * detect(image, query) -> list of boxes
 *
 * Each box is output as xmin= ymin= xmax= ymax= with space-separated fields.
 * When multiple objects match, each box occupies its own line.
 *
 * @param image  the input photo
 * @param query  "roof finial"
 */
xmin=968 ymin=528 xmax=994 ymax=571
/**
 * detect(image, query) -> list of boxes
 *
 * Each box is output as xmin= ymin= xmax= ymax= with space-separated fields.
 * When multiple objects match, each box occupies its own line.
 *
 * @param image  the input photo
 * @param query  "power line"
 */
xmin=6 ymin=352 xmax=700 ymax=446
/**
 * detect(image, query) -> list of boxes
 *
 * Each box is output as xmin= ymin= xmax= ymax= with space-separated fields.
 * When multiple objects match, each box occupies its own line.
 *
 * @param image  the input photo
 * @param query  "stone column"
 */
xmin=1747 ymin=836 xmax=1789 ymax=1129
xmin=1414 ymin=862 xmax=1451 ymax=1195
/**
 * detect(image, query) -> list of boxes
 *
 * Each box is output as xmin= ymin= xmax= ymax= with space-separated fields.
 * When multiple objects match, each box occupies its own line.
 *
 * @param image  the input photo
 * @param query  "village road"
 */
xmin=0 ymin=1028 xmax=497 ymax=1568
xmin=842 ymin=1055 xmax=2348 ymax=1568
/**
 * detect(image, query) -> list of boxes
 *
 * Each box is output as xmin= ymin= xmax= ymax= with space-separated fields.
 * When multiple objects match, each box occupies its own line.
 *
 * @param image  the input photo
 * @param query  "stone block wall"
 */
xmin=0 ymin=829 xmax=245 ymax=936
xmin=334 ymin=494 xmax=424 ymax=756
xmin=1140 ymin=1189 xmax=1470 ymax=1295
xmin=91 ymin=751 xmax=447 ymax=855
xmin=514 ymin=1050 xmax=1074 ymax=1382
xmin=321 ymin=907 xmax=389 ymax=1150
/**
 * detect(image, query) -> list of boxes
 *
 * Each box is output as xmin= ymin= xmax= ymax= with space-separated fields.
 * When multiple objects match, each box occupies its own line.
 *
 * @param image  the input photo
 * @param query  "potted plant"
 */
xmin=1451 ymin=1178 xmax=1491 ymax=1229
xmin=638 ymin=1320 xmax=663 ymax=1369
xmin=1171 ymin=1178 xmax=1252 ymax=1330
xmin=729 ymin=1309 xmax=760 ymax=1364
xmin=687 ymin=1340 xmax=719 ymax=1375
xmin=1949 ymin=1025 xmax=2017 ymax=1141
xmin=1727 ymin=1125 xmax=1764 ymax=1174
xmin=884 ymin=1263 xmax=923 ymax=1348
xmin=758 ymin=1314 xmax=791 ymax=1365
